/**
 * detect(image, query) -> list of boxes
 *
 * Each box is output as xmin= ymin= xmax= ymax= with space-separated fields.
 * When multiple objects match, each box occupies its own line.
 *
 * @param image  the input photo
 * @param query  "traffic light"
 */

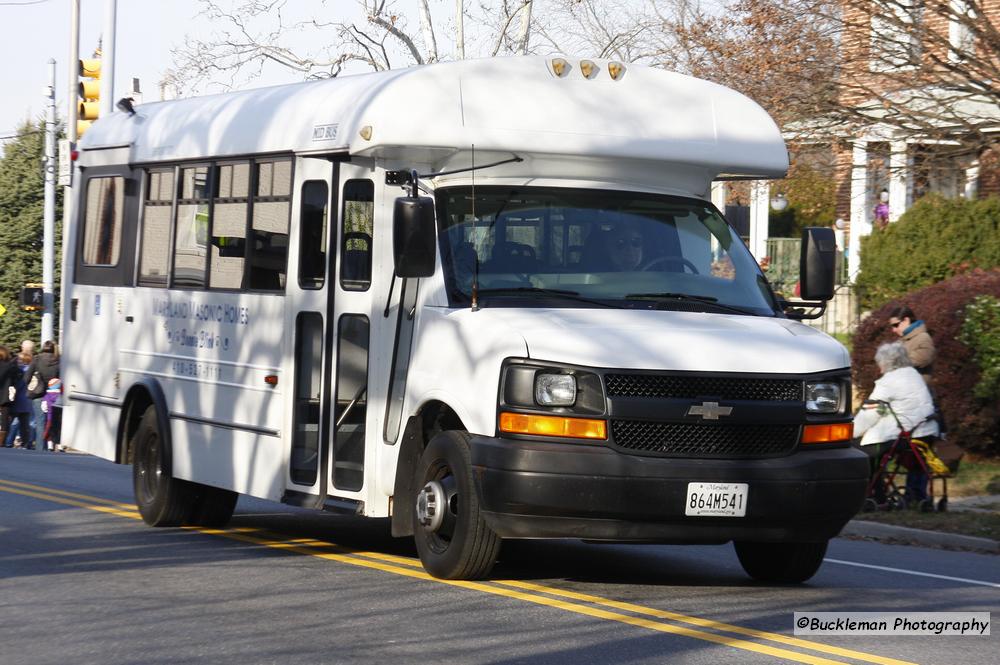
xmin=78 ymin=49 xmax=101 ymax=137
xmin=20 ymin=285 xmax=44 ymax=312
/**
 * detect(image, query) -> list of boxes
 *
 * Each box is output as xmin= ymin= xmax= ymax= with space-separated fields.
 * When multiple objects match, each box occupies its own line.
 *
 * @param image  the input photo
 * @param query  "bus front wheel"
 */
xmin=413 ymin=431 xmax=501 ymax=580
xmin=132 ymin=406 xmax=196 ymax=526
xmin=734 ymin=540 xmax=829 ymax=584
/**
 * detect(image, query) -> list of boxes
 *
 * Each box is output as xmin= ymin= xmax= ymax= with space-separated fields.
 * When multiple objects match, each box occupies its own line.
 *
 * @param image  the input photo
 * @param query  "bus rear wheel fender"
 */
xmin=413 ymin=430 xmax=500 ymax=580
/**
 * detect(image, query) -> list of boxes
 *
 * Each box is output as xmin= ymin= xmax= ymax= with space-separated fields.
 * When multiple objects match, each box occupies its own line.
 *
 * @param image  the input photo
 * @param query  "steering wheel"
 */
xmin=642 ymin=255 xmax=700 ymax=274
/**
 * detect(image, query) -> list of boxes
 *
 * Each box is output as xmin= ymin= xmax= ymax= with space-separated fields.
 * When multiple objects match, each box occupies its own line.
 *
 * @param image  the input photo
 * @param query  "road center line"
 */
xmin=0 ymin=478 xmax=916 ymax=665
xmin=824 ymin=558 xmax=1000 ymax=588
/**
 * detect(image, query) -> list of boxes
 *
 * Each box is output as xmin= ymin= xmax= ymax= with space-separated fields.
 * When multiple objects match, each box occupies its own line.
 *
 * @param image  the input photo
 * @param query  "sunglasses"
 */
xmin=615 ymin=237 xmax=643 ymax=249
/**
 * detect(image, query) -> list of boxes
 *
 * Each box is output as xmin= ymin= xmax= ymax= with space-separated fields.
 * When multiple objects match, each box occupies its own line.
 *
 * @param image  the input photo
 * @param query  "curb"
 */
xmin=841 ymin=520 xmax=1000 ymax=554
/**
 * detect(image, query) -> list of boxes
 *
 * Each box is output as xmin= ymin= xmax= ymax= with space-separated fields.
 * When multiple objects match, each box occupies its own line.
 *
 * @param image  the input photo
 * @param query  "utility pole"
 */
xmin=43 ymin=59 xmax=57 ymax=343
xmin=98 ymin=0 xmax=117 ymax=117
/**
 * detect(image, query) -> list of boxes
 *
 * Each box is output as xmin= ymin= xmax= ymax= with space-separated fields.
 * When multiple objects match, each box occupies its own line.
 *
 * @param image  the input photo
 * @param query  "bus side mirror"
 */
xmin=798 ymin=227 xmax=836 ymax=301
xmin=393 ymin=196 xmax=437 ymax=278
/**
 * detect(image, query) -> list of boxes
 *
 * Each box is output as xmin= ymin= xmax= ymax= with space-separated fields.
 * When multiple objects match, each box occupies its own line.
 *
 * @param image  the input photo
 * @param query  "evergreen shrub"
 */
xmin=851 ymin=269 xmax=1000 ymax=457
xmin=960 ymin=295 xmax=1000 ymax=401
xmin=854 ymin=195 xmax=1000 ymax=309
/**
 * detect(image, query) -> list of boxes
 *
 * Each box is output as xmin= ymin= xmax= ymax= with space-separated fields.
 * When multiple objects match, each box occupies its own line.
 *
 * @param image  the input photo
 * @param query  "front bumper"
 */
xmin=471 ymin=436 xmax=869 ymax=543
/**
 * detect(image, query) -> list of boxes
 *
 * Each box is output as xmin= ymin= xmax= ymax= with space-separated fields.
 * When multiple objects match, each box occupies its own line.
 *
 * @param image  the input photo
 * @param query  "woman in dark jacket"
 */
xmin=4 ymin=351 xmax=35 ymax=449
xmin=0 ymin=345 xmax=19 ymax=442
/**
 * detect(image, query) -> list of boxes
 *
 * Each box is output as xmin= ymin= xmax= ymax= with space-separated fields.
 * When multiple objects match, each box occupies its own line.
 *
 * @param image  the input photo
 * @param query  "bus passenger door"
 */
xmin=283 ymin=157 xmax=338 ymax=506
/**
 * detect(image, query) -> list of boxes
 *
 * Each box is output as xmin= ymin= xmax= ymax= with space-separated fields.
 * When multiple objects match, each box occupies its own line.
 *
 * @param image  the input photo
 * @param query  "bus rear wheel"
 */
xmin=413 ymin=431 xmax=500 ymax=580
xmin=734 ymin=540 xmax=828 ymax=584
xmin=132 ymin=406 xmax=196 ymax=526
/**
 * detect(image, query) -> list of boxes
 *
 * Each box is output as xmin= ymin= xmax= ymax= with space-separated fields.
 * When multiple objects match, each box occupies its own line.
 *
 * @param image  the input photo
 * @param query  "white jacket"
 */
xmin=854 ymin=366 xmax=939 ymax=446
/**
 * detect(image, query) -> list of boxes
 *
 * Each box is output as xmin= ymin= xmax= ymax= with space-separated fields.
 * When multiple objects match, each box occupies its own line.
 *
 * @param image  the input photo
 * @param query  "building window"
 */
xmin=82 ymin=176 xmax=124 ymax=266
xmin=870 ymin=0 xmax=921 ymax=70
xmin=948 ymin=0 xmax=975 ymax=62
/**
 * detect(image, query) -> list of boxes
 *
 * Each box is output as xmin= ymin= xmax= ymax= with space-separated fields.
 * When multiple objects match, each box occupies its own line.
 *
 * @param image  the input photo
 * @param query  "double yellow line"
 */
xmin=0 ymin=477 xmax=915 ymax=665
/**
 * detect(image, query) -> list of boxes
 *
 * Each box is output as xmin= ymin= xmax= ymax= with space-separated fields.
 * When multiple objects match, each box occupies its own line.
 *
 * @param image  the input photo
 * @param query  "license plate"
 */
xmin=685 ymin=482 xmax=748 ymax=517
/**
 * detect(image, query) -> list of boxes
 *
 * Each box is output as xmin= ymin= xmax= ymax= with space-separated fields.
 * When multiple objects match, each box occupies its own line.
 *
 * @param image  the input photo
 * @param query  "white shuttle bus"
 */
xmin=62 ymin=56 xmax=868 ymax=582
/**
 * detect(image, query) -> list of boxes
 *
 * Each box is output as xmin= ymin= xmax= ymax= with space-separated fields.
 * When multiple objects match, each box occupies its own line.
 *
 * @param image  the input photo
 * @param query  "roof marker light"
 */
xmin=580 ymin=60 xmax=598 ymax=79
xmin=608 ymin=61 xmax=626 ymax=81
xmin=551 ymin=58 xmax=570 ymax=78
xmin=359 ymin=125 xmax=373 ymax=141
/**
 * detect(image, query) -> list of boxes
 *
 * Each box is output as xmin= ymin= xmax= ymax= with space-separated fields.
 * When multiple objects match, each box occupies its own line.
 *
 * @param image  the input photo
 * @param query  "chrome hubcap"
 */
xmin=416 ymin=480 xmax=446 ymax=532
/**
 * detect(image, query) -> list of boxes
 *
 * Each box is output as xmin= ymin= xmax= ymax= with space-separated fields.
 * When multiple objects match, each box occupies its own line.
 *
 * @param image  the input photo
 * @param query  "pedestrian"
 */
xmin=885 ymin=306 xmax=934 ymax=384
xmin=27 ymin=341 xmax=59 ymax=450
xmin=4 ymin=351 xmax=35 ymax=450
xmin=854 ymin=342 xmax=939 ymax=503
xmin=873 ymin=189 xmax=890 ymax=231
xmin=20 ymin=339 xmax=35 ymax=357
xmin=41 ymin=378 xmax=63 ymax=452
xmin=0 ymin=345 xmax=21 ymax=444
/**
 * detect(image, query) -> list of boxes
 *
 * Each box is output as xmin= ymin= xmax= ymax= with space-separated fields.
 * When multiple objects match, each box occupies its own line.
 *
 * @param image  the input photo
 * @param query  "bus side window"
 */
xmin=173 ymin=166 xmax=210 ymax=288
xmin=81 ymin=176 xmax=125 ymax=267
xmin=138 ymin=168 xmax=175 ymax=286
xmin=209 ymin=162 xmax=250 ymax=290
xmin=298 ymin=180 xmax=329 ymax=289
xmin=248 ymin=158 xmax=292 ymax=291
xmin=340 ymin=180 xmax=373 ymax=291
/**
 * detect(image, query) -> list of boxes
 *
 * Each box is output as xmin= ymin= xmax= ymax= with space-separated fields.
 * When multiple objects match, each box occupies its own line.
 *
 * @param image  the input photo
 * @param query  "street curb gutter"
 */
xmin=840 ymin=520 xmax=1000 ymax=553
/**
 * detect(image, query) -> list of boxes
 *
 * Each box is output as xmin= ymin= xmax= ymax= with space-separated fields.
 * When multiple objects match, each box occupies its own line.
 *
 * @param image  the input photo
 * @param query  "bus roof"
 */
xmin=81 ymin=56 xmax=788 ymax=179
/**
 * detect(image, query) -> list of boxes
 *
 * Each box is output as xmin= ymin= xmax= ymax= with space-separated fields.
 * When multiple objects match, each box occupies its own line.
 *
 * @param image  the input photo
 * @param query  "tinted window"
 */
xmin=248 ymin=159 xmax=291 ymax=290
xmin=210 ymin=162 xmax=250 ymax=290
xmin=298 ymin=180 xmax=329 ymax=289
xmin=139 ymin=169 xmax=174 ymax=285
xmin=340 ymin=180 xmax=373 ymax=291
xmin=82 ymin=176 xmax=124 ymax=266
xmin=173 ymin=166 xmax=210 ymax=288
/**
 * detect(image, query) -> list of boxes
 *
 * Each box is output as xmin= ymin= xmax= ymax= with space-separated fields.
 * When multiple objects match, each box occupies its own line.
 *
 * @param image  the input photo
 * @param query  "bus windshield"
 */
xmin=436 ymin=186 xmax=778 ymax=315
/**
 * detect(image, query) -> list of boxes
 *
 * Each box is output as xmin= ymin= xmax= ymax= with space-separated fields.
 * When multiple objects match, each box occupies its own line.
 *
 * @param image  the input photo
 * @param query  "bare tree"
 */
xmin=165 ymin=0 xmax=683 ymax=96
xmin=663 ymin=0 xmax=1000 ymax=157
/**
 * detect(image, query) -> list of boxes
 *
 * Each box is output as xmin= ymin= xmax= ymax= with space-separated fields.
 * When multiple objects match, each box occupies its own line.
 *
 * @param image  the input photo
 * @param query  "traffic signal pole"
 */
xmin=43 ymin=59 xmax=57 ymax=343
xmin=68 ymin=0 xmax=79 ymax=147
xmin=59 ymin=0 xmax=80 ymax=349
xmin=98 ymin=0 xmax=116 ymax=117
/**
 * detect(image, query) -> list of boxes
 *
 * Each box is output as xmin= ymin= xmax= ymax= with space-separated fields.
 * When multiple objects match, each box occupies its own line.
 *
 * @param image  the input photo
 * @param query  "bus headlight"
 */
xmin=535 ymin=373 xmax=577 ymax=406
xmin=805 ymin=382 xmax=841 ymax=413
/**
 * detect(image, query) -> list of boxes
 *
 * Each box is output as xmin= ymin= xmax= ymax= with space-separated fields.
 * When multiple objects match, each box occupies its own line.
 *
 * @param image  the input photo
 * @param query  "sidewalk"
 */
xmin=842 ymin=495 xmax=1000 ymax=554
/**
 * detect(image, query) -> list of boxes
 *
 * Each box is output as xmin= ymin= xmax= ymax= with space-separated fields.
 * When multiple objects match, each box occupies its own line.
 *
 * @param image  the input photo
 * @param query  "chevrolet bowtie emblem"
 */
xmin=687 ymin=401 xmax=733 ymax=420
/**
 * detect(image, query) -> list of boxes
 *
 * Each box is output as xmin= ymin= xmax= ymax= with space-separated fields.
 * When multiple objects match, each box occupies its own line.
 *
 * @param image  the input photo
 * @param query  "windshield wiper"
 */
xmin=624 ymin=292 xmax=756 ymax=315
xmin=476 ymin=287 xmax=621 ymax=308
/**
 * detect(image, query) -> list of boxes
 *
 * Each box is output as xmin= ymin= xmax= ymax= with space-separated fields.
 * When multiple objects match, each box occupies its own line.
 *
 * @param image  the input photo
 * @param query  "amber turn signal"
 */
xmin=801 ymin=423 xmax=853 ymax=444
xmin=499 ymin=412 xmax=607 ymax=440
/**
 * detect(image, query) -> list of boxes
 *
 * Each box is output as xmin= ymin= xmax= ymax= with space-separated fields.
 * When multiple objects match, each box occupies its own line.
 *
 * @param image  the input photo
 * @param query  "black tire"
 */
xmin=413 ymin=431 xmax=501 ymax=580
xmin=862 ymin=498 xmax=878 ymax=513
xmin=937 ymin=497 xmax=948 ymax=512
xmin=734 ymin=540 xmax=829 ymax=584
xmin=189 ymin=485 xmax=239 ymax=528
xmin=131 ymin=406 xmax=196 ymax=526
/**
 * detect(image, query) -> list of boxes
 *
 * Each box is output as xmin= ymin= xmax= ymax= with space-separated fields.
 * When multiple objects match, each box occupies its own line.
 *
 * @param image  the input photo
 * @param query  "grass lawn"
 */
xmin=947 ymin=455 xmax=1000 ymax=496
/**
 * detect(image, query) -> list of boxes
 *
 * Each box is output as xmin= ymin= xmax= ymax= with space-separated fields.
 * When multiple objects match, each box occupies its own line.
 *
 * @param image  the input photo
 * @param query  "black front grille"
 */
xmin=605 ymin=374 xmax=801 ymax=402
xmin=611 ymin=420 xmax=800 ymax=458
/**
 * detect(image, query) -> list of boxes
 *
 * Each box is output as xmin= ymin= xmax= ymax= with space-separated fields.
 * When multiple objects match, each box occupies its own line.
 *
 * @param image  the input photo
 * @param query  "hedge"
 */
xmin=854 ymin=195 xmax=1000 ymax=310
xmin=851 ymin=269 xmax=1000 ymax=457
